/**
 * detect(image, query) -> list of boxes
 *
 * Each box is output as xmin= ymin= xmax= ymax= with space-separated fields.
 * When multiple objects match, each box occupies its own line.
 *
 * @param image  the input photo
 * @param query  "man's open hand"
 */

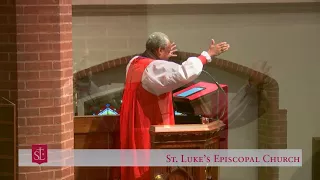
xmin=207 ymin=39 xmax=230 ymax=57
xmin=168 ymin=42 xmax=178 ymax=58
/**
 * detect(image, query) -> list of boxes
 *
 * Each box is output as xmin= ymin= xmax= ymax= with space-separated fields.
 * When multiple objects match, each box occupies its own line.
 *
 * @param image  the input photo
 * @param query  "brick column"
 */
xmin=16 ymin=0 xmax=74 ymax=179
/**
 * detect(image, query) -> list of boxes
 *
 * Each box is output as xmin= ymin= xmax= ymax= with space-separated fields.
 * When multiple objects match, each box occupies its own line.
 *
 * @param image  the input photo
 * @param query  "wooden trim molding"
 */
xmin=72 ymin=3 xmax=320 ymax=16
xmin=74 ymin=115 xmax=119 ymax=134
xmin=150 ymin=120 xmax=225 ymax=133
xmin=73 ymin=0 xmax=318 ymax=6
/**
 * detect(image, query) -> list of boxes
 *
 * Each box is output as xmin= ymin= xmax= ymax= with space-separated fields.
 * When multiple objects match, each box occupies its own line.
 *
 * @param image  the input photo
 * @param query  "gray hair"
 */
xmin=145 ymin=32 xmax=170 ymax=52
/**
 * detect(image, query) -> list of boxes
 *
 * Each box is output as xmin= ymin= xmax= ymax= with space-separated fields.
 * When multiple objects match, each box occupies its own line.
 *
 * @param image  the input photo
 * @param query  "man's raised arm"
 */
xmin=141 ymin=51 xmax=211 ymax=96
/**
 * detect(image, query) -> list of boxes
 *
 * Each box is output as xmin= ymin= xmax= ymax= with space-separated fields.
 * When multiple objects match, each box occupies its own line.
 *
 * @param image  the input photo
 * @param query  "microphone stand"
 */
xmin=200 ymin=70 xmax=228 ymax=123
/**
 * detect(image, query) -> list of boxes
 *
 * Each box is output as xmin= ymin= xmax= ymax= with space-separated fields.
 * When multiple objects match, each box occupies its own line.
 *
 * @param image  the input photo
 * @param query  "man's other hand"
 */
xmin=207 ymin=39 xmax=230 ymax=57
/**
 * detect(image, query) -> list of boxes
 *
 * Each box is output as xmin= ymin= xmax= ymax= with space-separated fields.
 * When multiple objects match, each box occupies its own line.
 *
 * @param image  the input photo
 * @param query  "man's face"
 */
xmin=156 ymin=42 xmax=172 ymax=60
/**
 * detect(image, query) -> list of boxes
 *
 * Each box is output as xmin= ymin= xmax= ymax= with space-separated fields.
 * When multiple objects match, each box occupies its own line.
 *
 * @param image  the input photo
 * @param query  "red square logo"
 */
xmin=32 ymin=144 xmax=48 ymax=165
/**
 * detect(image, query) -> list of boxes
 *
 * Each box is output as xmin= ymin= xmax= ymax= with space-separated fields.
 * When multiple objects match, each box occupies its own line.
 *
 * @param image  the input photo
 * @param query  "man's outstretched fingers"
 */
xmin=211 ymin=39 xmax=216 ymax=45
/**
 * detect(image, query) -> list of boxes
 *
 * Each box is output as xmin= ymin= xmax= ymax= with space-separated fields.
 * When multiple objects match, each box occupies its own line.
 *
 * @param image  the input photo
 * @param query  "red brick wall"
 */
xmin=74 ymin=52 xmax=287 ymax=180
xmin=14 ymin=0 xmax=74 ymax=179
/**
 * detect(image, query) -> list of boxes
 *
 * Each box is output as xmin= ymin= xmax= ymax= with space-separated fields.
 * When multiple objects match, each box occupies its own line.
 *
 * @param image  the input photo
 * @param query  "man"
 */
xmin=119 ymin=32 xmax=230 ymax=180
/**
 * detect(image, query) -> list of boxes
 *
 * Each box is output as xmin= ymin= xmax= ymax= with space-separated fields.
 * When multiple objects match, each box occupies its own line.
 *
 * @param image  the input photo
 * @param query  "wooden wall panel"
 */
xmin=74 ymin=115 xmax=119 ymax=180
xmin=0 ymin=98 xmax=17 ymax=180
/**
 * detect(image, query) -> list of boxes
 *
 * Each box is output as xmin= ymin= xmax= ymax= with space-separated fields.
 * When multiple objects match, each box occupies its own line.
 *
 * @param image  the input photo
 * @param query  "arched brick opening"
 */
xmin=74 ymin=51 xmax=287 ymax=180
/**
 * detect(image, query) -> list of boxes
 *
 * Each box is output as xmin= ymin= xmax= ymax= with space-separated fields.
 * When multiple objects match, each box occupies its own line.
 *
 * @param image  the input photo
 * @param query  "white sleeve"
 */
xmin=141 ymin=51 xmax=212 ymax=96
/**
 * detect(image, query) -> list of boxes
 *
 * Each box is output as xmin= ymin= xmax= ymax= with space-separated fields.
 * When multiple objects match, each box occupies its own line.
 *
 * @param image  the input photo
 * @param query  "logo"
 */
xmin=32 ymin=144 xmax=48 ymax=165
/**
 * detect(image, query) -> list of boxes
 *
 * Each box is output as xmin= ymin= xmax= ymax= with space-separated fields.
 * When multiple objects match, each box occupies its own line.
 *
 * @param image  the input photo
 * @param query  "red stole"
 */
xmin=119 ymin=57 xmax=175 ymax=180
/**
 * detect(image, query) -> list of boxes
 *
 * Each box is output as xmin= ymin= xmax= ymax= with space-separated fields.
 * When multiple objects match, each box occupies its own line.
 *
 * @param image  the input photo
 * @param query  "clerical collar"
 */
xmin=141 ymin=50 xmax=158 ymax=60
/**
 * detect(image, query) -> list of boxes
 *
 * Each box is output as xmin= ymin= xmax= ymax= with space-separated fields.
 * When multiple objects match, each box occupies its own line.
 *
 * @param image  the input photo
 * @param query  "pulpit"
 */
xmin=149 ymin=120 xmax=225 ymax=180
xmin=73 ymin=81 xmax=228 ymax=179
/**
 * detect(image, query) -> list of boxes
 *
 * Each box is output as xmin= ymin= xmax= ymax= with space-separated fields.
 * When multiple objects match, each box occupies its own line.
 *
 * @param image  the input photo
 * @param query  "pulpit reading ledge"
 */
xmin=150 ymin=120 xmax=225 ymax=180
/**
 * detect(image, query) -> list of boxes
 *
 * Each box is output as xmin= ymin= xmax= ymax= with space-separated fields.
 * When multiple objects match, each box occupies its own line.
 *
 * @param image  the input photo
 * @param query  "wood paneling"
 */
xmin=312 ymin=137 xmax=320 ymax=180
xmin=0 ymin=98 xmax=17 ymax=180
xmin=74 ymin=115 xmax=120 ymax=180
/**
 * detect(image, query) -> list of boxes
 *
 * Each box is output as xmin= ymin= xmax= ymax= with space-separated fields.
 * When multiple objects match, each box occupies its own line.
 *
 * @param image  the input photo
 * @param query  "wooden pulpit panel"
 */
xmin=150 ymin=120 xmax=225 ymax=180
xmin=166 ymin=168 xmax=193 ymax=180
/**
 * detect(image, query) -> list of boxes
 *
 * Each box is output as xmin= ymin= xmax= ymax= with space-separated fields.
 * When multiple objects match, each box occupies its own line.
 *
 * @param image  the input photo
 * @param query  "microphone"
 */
xmin=201 ymin=70 xmax=227 ymax=121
